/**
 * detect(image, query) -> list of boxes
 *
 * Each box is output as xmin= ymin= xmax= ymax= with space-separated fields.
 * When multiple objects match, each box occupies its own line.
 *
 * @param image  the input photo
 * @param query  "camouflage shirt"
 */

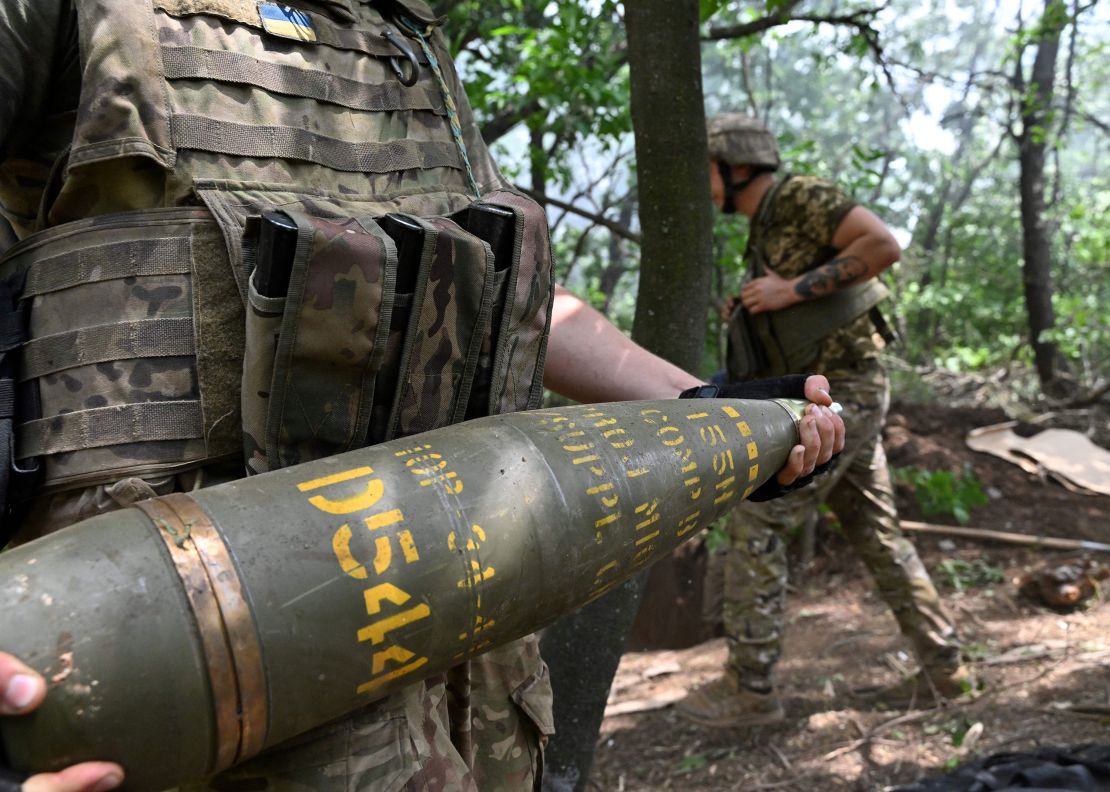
xmin=0 ymin=0 xmax=81 ymax=239
xmin=749 ymin=174 xmax=883 ymax=373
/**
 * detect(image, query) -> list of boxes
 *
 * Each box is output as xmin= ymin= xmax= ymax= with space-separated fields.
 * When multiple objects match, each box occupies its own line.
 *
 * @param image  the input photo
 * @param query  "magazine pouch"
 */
xmin=380 ymin=214 xmax=495 ymax=440
xmin=259 ymin=211 xmax=396 ymax=469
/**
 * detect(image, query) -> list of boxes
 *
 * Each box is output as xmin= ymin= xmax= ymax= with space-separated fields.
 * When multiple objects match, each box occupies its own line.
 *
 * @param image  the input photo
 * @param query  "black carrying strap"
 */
xmin=743 ymin=174 xmax=791 ymax=278
xmin=870 ymin=304 xmax=899 ymax=345
xmin=678 ymin=376 xmax=840 ymax=501
xmin=724 ymin=177 xmax=791 ymax=382
xmin=717 ymin=160 xmax=738 ymax=215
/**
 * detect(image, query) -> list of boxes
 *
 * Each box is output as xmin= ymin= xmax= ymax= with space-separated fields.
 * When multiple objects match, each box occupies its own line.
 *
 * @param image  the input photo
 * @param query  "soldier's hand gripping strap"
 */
xmin=683 ymin=374 xmax=809 ymax=401
xmin=679 ymin=376 xmax=838 ymax=501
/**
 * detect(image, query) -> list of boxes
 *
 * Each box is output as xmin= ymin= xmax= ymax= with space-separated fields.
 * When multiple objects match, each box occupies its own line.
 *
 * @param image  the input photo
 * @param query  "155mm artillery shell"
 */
xmin=0 ymin=398 xmax=802 ymax=790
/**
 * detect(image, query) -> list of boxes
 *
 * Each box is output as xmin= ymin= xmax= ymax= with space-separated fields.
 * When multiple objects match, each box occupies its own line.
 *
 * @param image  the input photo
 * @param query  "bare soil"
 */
xmin=591 ymin=403 xmax=1110 ymax=791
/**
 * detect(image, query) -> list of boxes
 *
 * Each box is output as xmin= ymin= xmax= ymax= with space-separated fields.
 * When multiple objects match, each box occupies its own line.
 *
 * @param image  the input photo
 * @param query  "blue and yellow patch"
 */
xmin=258 ymin=2 xmax=317 ymax=42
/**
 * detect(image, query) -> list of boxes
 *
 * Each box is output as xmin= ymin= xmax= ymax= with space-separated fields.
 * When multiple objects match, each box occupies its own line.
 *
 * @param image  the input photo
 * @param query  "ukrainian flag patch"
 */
xmin=258 ymin=2 xmax=317 ymax=42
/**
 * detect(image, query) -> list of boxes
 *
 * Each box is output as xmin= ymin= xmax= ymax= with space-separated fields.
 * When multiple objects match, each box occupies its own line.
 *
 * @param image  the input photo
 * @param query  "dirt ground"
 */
xmin=590 ymin=402 xmax=1110 ymax=791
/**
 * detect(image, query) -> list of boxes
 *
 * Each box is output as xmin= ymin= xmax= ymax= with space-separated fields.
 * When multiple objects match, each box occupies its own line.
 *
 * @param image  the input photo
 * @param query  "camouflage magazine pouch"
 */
xmin=449 ymin=203 xmax=515 ymax=421
xmin=382 ymin=214 xmax=495 ymax=440
xmin=469 ymin=190 xmax=555 ymax=416
xmin=241 ymin=212 xmax=297 ymax=475
xmin=367 ymin=214 xmax=427 ymax=446
xmin=261 ymin=211 xmax=397 ymax=469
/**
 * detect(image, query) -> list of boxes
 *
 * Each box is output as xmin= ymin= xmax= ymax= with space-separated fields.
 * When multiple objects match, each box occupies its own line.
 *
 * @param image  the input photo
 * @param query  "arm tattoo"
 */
xmin=794 ymin=255 xmax=868 ymax=300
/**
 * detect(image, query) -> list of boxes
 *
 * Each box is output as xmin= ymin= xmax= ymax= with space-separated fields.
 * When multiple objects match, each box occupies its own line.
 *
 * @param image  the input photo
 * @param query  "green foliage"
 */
xmin=892 ymin=465 xmax=989 ymax=525
xmin=700 ymin=0 xmax=730 ymax=23
xmin=934 ymin=558 xmax=1005 ymax=593
xmin=444 ymin=0 xmax=1110 ymax=399
xmin=961 ymin=642 xmax=993 ymax=662
xmin=704 ymin=518 xmax=730 ymax=553
xmin=675 ymin=753 xmax=709 ymax=773
xmin=445 ymin=0 xmax=630 ymax=190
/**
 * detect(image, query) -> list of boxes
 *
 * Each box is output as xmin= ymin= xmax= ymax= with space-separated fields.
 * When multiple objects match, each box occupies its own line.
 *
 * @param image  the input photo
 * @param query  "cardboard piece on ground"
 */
xmin=966 ymin=422 xmax=1110 ymax=496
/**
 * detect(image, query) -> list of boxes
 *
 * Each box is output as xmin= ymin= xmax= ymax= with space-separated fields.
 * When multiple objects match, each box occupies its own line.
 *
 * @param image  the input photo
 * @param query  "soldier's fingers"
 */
xmin=0 ymin=653 xmax=46 ymax=715
xmin=796 ymin=413 xmax=819 ymax=475
xmin=802 ymin=375 xmax=832 ymax=406
xmin=775 ymin=444 xmax=806 ymax=486
xmin=23 ymin=764 xmax=124 ymax=792
xmin=807 ymin=405 xmax=836 ymax=465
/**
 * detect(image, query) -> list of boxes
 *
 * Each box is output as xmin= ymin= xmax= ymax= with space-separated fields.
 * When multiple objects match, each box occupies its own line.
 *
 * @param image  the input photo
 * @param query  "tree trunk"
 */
xmin=598 ymin=198 xmax=635 ymax=313
xmin=1018 ymin=0 xmax=1065 ymax=388
xmin=540 ymin=2 xmax=714 ymax=789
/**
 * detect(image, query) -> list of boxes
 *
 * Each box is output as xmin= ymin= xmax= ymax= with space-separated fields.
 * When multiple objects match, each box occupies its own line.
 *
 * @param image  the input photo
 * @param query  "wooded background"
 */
xmin=439 ymin=0 xmax=1109 ymax=407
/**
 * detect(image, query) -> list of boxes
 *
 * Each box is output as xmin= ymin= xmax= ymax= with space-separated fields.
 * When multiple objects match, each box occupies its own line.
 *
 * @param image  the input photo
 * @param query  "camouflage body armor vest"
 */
xmin=0 ymin=0 xmax=554 ymax=507
xmin=726 ymin=175 xmax=889 ymax=381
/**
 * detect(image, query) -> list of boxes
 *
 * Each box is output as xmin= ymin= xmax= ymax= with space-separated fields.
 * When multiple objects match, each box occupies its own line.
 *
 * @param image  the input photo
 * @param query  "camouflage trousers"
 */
xmin=718 ymin=361 xmax=960 ymax=693
xmin=195 ymin=638 xmax=553 ymax=792
xmin=14 ymin=474 xmax=554 ymax=792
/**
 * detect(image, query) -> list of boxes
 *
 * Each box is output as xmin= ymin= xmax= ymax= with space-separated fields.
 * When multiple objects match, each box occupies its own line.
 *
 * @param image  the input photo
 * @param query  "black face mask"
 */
xmin=717 ymin=160 xmax=738 ymax=214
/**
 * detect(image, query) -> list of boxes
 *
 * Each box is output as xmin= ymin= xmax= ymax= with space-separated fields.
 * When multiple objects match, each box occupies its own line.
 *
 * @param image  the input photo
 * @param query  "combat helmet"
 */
xmin=706 ymin=113 xmax=780 ymax=169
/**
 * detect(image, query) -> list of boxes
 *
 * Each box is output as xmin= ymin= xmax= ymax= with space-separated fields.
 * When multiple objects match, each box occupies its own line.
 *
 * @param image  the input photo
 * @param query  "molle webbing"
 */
xmin=22 ymin=239 xmax=192 ymax=297
xmin=155 ymin=0 xmax=423 ymax=59
xmin=160 ymin=47 xmax=447 ymax=115
xmin=20 ymin=317 xmax=196 ymax=380
xmin=2 ymin=209 xmax=243 ymax=490
xmin=18 ymin=401 xmax=205 ymax=457
xmin=170 ymin=117 xmax=462 ymax=174
xmin=398 ymin=17 xmax=480 ymax=198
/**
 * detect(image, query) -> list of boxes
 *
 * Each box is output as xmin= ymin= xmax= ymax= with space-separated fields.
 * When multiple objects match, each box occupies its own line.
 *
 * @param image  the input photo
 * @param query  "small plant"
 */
xmin=961 ymin=642 xmax=993 ymax=662
xmin=704 ymin=518 xmax=730 ymax=553
xmin=892 ymin=464 xmax=989 ymax=524
xmin=675 ymin=753 xmax=708 ymax=773
xmin=935 ymin=558 xmax=1005 ymax=593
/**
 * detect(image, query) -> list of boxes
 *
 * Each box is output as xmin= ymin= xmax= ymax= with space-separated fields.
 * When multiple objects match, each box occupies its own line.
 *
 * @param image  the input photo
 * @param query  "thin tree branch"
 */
xmin=480 ymin=98 xmax=543 ymax=144
xmin=514 ymin=186 xmax=642 ymax=245
xmin=1079 ymin=110 xmax=1110 ymax=135
xmin=705 ymin=6 xmax=898 ymax=98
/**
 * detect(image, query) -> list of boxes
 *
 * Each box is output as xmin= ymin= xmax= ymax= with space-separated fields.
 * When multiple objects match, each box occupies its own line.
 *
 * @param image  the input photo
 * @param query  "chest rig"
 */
xmin=726 ymin=175 xmax=889 ymax=381
xmin=0 ymin=0 xmax=554 ymax=502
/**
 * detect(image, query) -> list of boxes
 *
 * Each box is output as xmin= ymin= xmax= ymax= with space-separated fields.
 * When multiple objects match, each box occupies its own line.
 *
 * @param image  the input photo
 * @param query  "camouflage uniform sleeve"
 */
xmin=0 ymin=0 xmax=76 ymax=160
xmin=0 ymin=0 xmax=79 ymax=236
xmin=776 ymin=176 xmax=857 ymax=248
xmin=433 ymin=31 xmax=512 ymax=194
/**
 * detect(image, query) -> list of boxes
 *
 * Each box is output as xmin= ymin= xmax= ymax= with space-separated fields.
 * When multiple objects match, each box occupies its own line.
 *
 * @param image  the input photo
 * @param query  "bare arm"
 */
xmin=543 ymin=285 xmax=843 ymax=484
xmin=741 ymin=206 xmax=901 ymax=314
xmin=543 ymin=284 xmax=703 ymax=402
